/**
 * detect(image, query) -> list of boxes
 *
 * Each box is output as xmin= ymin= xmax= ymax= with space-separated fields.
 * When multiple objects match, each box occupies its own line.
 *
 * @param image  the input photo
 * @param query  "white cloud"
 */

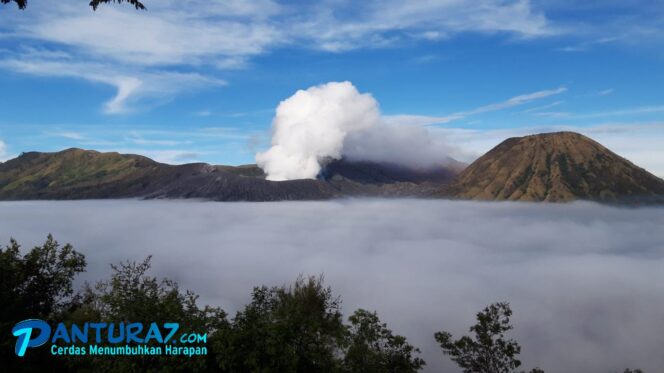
xmin=25 ymin=6 xmax=281 ymax=66
xmin=0 ymin=56 xmax=225 ymax=113
xmin=556 ymin=36 xmax=619 ymax=52
xmin=383 ymin=87 xmax=568 ymax=126
xmin=595 ymin=88 xmax=615 ymax=96
xmin=468 ymin=87 xmax=567 ymax=114
xmin=49 ymin=131 xmax=87 ymax=141
xmin=0 ymin=0 xmax=561 ymax=113
xmin=533 ymin=111 xmax=571 ymax=118
xmin=521 ymin=100 xmax=564 ymax=113
xmin=523 ymin=104 xmax=664 ymax=121
xmin=382 ymin=114 xmax=463 ymax=126
xmin=343 ymin=123 xmax=461 ymax=169
xmin=576 ymin=105 xmax=664 ymax=119
xmin=193 ymin=110 xmax=212 ymax=117
xmin=296 ymin=0 xmax=556 ymax=52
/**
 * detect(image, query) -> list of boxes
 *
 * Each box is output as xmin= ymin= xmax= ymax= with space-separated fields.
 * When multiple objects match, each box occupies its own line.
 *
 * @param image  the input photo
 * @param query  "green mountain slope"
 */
xmin=0 ymin=148 xmax=461 ymax=201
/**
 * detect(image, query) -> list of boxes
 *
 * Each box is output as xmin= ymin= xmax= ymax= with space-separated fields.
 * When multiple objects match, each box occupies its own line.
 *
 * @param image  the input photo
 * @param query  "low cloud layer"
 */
xmin=1 ymin=200 xmax=663 ymax=372
xmin=256 ymin=82 xmax=457 ymax=180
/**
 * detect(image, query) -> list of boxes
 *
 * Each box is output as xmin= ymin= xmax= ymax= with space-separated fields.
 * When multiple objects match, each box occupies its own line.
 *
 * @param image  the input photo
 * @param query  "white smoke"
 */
xmin=343 ymin=125 xmax=457 ymax=169
xmin=256 ymin=81 xmax=455 ymax=181
xmin=256 ymin=81 xmax=380 ymax=181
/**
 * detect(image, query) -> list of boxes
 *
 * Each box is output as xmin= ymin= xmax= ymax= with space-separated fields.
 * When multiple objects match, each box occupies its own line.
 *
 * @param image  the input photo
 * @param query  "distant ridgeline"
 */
xmin=1 ymin=132 xmax=663 ymax=203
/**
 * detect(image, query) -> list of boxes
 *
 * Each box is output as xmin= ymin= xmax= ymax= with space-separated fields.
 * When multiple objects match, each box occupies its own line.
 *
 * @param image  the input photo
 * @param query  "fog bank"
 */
xmin=1 ymin=199 xmax=663 ymax=372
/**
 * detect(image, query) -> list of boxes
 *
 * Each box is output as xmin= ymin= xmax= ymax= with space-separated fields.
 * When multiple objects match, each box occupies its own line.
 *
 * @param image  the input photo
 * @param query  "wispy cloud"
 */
xmin=48 ymin=131 xmax=87 ymax=141
xmin=0 ymin=55 xmax=225 ymax=113
xmin=382 ymin=114 xmax=463 ymax=126
xmin=0 ymin=0 xmax=560 ymax=113
xmin=566 ymin=105 xmax=664 ymax=120
xmin=595 ymin=88 xmax=615 ymax=96
xmin=384 ymin=87 xmax=568 ymax=126
xmin=294 ymin=0 xmax=557 ymax=52
xmin=533 ymin=111 xmax=571 ymax=118
xmin=557 ymin=37 xmax=619 ymax=52
xmin=521 ymin=100 xmax=564 ymax=113
xmin=193 ymin=110 xmax=212 ymax=117
xmin=124 ymin=132 xmax=192 ymax=147
xmin=466 ymin=87 xmax=568 ymax=115
xmin=577 ymin=88 xmax=615 ymax=98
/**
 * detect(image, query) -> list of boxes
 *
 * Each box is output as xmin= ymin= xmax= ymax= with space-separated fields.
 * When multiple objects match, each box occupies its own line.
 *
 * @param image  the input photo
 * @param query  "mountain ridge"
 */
xmin=2 ymin=132 xmax=663 ymax=203
xmin=0 ymin=148 xmax=461 ymax=201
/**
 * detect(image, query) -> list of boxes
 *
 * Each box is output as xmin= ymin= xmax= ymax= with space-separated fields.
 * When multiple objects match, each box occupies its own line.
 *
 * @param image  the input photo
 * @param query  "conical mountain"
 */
xmin=445 ymin=132 xmax=664 ymax=202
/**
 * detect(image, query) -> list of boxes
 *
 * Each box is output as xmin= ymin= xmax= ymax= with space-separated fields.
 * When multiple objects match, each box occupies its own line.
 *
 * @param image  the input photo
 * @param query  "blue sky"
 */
xmin=1 ymin=0 xmax=663 ymax=176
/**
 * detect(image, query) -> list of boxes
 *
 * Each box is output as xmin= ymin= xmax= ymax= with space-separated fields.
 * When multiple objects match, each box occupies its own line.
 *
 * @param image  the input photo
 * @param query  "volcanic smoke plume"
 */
xmin=256 ymin=81 xmax=455 ymax=181
xmin=256 ymin=81 xmax=380 ymax=181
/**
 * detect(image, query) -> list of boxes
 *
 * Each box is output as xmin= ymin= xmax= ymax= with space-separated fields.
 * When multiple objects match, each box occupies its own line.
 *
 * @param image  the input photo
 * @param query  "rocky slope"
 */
xmin=443 ymin=132 xmax=664 ymax=202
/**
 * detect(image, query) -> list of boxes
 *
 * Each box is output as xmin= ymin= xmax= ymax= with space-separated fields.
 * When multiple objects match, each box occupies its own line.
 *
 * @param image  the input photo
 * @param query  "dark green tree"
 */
xmin=1 ymin=236 xmax=424 ymax=372
xmin=1 ymin=0 xmax=145 ymax=10
xmin=214 ymin=275 xmax=425 ymax=373
xmin=215 ymin=275 xmax=346 ymax=372
xmin=0 ymin=235 xmax=86 ymax=371
xmin=65 ymin=256 xmax=227 ymax=372
xmin=344 ymin=309 xmax=425 ymax=372
xmin=90 ymin=0 xmax=145 ymax=11
xmin=435 ymin=302 xmax=542 ymax=373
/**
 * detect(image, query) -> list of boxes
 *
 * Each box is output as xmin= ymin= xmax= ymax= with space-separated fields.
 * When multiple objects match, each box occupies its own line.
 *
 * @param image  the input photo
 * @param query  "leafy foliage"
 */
xmin=0 ymin=235 xmax=86 ymax=371
xmin=344 ymin=309 xmax=425 ymax=372
xmin=1 ymin=237 xmax=424 ymax=372
xmin=1 ymin=0 xmax=145 ymax=10
xmin=89 ymin=0 xmax=145 ymax=11
xmin=65 ymin=256 xmax=226 ymax=372
xmin=435 ymin=302 xmax=542 ymax=373
xmin=215 ymin=275 xmax=347 ymax=372
xmin=1 ymin=0 xmax=26 ymax=9
xmin=215 ymin=275 xmax=425 ymax=372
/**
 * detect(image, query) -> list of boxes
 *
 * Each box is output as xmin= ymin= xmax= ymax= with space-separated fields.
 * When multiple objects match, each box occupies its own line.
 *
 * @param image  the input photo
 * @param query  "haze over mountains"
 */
xmin=1 ymin=132 xmax=663 ymax=203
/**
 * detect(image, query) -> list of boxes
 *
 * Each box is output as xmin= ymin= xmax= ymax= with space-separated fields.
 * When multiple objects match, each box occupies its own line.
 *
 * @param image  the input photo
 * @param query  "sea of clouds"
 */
xmin=1 ymin=199 xmax=663 ymax=372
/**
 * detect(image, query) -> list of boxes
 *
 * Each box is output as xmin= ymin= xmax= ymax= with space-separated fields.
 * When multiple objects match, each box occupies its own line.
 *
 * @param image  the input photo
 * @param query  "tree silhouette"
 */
xmin=1 ymin=0 xmax=146 ymax=10
xmin=0 ymin=235 xmax=86 ymax=371
xmin=345 ymin=309 xmax=425 ymax=372
xmin=435 ymin=302 xmax=543 ymax=373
